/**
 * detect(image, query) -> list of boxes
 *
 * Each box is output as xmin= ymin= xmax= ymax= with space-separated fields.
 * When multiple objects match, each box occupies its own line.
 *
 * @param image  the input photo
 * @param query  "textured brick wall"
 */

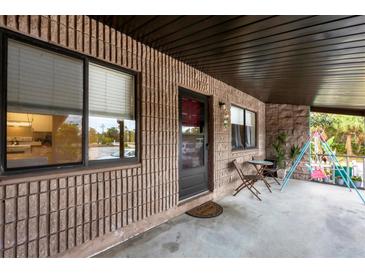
xmin=0 ymin=15 xmax=265 ymax=257
xmin=265 ymin=104 xmax=310 ymax=179
xmin=215 ymin=94 xmax=266 ymax=188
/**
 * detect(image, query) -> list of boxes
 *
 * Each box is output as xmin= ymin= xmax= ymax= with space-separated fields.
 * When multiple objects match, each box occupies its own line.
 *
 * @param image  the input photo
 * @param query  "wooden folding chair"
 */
xmin=232 ymin=160 xmax=262 ymax=201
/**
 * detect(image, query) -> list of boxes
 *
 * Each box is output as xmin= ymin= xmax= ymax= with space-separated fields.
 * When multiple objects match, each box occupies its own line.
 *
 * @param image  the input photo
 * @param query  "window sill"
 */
xmin=0 ymin=160 xmax=142 ymax=185
xmin=231 ymin=147 xmax=259 ymax=154
xmin=245 ymin=146 xmax=258 ymax=150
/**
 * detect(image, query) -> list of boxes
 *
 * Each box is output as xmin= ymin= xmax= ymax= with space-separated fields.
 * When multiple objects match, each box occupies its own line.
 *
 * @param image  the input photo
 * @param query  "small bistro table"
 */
xmin=247 ymin=160 xmax=274 ymax=192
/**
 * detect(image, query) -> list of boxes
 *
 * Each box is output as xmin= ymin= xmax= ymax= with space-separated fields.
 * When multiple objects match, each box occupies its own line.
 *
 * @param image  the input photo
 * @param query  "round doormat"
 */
xmin=186 ymin=201 xmax=223 ymax=218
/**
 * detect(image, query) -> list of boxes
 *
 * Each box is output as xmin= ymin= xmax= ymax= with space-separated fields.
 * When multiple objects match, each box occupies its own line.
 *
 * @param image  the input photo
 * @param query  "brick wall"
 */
xmin=265 ymin=104 xmax=310 ymax=180
xmin=0 ymin=16 xmax=265 ymax=257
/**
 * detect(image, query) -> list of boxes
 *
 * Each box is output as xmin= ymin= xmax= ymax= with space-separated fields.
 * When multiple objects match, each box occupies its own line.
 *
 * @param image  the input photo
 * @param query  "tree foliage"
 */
xmin=55 ymin=122 xmax=82 ymax=161
xmin=88 ymin=126 xmax=135 ymax=147
xmin=310 ymin=112 xmax=365 ymax=156
xmin=273 ymin=132 xmax=288 ymax=168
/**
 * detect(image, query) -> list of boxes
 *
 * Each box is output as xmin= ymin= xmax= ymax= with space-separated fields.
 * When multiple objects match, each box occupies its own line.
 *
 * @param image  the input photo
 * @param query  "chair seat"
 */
xmin=264 ymin=168 xmax=278 ymax=173
xmin=244 ymin=174 xmax=261 ymax=180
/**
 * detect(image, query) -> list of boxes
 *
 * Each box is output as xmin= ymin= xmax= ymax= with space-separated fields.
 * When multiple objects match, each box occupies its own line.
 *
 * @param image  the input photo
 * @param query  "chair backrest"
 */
xmin=232 ymin=159 xmax=246 ymax=180
xmin=252 ymin=156 xmax=265 ymax=161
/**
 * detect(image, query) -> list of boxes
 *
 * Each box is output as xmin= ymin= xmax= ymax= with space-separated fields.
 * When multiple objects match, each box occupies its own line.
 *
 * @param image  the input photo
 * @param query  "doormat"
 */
xmin=186 ymin=201 xmax=223 ymax=218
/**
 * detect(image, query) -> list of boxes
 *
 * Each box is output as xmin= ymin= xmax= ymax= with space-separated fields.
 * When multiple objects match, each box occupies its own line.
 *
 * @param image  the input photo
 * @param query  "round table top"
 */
xmin=247 ymin=160 xmax=273 ymax=166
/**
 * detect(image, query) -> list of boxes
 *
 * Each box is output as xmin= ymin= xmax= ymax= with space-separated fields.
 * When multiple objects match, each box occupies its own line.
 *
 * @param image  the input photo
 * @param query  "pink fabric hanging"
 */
xmin=311 ymin=168 xmax=327 ymax=180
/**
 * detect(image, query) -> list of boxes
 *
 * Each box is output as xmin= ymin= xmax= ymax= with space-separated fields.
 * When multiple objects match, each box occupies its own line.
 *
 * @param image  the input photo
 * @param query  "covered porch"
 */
xmin=1 ymin=15 xmax=365 ymax=259
xmin=96 ymin=179 xmax=365 ymax=258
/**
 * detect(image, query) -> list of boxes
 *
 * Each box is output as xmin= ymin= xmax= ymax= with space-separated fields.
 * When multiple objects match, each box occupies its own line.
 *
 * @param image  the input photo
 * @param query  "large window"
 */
xmin=2 ymin=33 xmax=137 ymax=172
xmin=88 ymin=63 xmax=136 ymax=161
xmin=231 ymin=105 xmax=257 ymax=150
xmin=6 ymin=40 xmax=83 ymax=169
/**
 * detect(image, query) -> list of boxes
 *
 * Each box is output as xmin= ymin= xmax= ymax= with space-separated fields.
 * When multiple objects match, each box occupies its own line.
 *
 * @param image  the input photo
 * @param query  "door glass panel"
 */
xmin=181 ymin=97 xmax=204 ymax=169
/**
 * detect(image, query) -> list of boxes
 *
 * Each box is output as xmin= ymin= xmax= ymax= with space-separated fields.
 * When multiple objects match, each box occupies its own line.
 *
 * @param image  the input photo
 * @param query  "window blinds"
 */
xmin=7 ymin=39 xmax=83 ymax=115
xmin=89 ymin=63 xmax=135 ymax=120
xmin=230 ymin=105 xmax=244 ymax=125
xmin=245 ymin=110 xmax=255 ymax=127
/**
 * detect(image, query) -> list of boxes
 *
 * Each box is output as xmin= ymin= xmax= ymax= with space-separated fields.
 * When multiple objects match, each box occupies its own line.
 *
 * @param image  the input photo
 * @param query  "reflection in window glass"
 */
xmin=181 ymin=98 xmax=204 ymax=169
xmin=88 ymin=118 xmax=135 ymax=160
xmin=6 ymin=40 xmax=83 ymax=169
xmin=245 ymin=110 xmax=256 ymax=148
xmin=231 ymin=106 xmax=244 ymax=149
xmin=231 ymin=106 xmax=257 ymax=149
xmin=88 ymin=63 xmax=135 ymax=161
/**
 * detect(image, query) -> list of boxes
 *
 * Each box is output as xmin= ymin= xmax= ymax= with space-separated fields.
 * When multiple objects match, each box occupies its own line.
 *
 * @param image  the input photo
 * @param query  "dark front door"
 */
xmin=178 ymin=88 xmax=208 ymax=200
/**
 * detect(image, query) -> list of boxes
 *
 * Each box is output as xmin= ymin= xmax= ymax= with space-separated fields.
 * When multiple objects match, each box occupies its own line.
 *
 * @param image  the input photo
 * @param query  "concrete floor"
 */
xmin=96 ymin=180 xmax=365 ymax=258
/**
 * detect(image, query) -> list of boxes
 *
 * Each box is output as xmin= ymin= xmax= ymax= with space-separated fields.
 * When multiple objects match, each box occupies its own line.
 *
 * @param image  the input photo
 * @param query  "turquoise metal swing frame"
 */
xmin=280 ymin=131 xmax=365 ymax=205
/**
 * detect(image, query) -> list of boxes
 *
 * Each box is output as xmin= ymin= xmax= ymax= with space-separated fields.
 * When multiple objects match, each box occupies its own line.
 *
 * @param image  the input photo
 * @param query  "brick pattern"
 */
xmin=0 ymin=169 xmax=168 ymax=257
xmin=265 ymin=104 xmax=310 ymax=179
xmin=213 ymin=89 xmax=266 ymax=189
xmin=0 ymin=15 xmax=265 ymax=257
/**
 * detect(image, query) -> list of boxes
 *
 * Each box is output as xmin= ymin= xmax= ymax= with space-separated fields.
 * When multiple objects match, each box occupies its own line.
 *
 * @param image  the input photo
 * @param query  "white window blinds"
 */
xmin=89 ymin=63 xmax=135 ymax=120
xmin=7 ymin=39 xmax=83 ymax=115
xmin=245 ymin=110 xmax=255 ymax=126
xmin=231 ymin=105 xmax=244 ymax=125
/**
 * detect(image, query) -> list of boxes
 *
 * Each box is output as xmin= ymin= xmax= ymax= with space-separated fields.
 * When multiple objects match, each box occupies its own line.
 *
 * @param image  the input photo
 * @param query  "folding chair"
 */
xmin=232 ymin=160 xmax=262 ymax=201
xmin=252 ymin=156 xmax=281 ymax=186
xmin=262 ymin=166 xmax=281 ymax=185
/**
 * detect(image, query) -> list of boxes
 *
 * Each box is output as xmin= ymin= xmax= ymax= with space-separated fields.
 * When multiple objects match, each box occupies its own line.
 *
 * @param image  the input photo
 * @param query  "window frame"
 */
xmin=243 ymin=108 xmax=258 ymax=149
xmin=86 ymin=59 xmax=139 ymax=166
xmin=230 ymin=104 xmax=258 ymax=151
xmin=0 ymin=28 xmax=140 ymax=175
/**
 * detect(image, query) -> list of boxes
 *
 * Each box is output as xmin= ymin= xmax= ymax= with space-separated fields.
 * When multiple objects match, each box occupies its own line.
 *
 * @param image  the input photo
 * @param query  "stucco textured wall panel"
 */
xmin=0 ymin=15 xmax=265 ymax=257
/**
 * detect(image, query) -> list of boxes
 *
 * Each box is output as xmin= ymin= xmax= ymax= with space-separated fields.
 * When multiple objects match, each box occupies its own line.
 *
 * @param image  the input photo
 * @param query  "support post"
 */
xmin=118 ymin=120 xmax=124 ymax=158
xmin=321 ymin=138 xmax=365 ymax=204
xmin=363 ymin=158 xmax=365 ymax=187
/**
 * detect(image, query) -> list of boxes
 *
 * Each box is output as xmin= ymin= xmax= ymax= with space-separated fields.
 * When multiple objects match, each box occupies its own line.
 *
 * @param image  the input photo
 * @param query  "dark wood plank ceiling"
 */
xmin=92 ymin=15 xmax=365 ymax=111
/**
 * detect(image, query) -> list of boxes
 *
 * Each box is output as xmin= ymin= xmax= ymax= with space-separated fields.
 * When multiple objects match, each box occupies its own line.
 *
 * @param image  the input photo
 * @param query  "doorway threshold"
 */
xmin=178 ymin=190 xmax=211 ymax=206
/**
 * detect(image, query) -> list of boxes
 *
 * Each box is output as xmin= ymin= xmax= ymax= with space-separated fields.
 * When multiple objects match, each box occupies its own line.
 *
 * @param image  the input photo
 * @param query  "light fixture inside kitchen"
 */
xmin=7 ymin=121 xmax=32 ymax=127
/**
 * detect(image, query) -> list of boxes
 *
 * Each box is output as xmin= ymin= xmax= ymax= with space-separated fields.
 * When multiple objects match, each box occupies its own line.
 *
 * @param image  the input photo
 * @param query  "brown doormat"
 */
xmin=186 ymin=201 xmax=223 ymax=218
